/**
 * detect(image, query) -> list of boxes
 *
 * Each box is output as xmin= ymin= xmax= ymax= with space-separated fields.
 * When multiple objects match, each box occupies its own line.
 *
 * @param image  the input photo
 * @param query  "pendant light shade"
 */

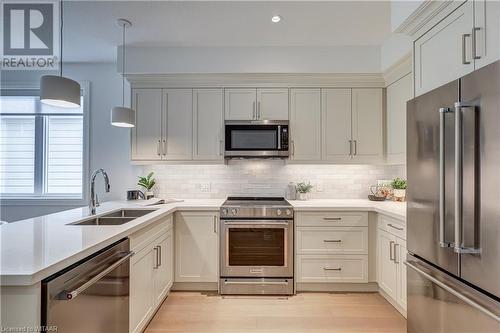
xmin=111 ymin=18 xmax=135 ymax=128
xmin=111 ymin=106 xmax=135 ymax=127
xmin=40 ymin=75 xmax=81 ymax=108
xmin=40 ymin=1 xmax=81 ymax=108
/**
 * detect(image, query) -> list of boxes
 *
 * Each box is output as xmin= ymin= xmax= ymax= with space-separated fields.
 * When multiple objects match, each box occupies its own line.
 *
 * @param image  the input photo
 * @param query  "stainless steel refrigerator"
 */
xmin=406 ymin=60 xmax=500 ymax=332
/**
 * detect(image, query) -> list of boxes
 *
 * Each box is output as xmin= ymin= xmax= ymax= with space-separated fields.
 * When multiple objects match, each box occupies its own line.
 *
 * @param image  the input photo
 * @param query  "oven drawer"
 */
xmin=296 ymin=212 xmax=368 ymax=227
xmin=296 ymin=227 xmax=368 ymax=255
xmin=296 ymin=255 xmax=368 ymax=283
xmin=219 ymin=278 xmax=293 ymax=295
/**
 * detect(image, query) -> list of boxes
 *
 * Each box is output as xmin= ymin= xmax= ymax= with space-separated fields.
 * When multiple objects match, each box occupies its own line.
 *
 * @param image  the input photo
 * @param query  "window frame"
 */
xmin=0 ymin=81 xmax=90 ymax=206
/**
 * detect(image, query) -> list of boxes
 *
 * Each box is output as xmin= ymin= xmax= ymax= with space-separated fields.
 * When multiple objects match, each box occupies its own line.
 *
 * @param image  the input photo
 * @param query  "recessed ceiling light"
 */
xmin=271 ymin=15 xmax=281 ymax=23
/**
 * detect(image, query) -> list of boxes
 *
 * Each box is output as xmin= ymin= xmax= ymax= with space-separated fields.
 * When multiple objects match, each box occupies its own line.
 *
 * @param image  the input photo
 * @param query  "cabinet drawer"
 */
xmin=296 ymin=211 xmax=368 ymax=227
xmin=296 ymin=255 xmax=368 ymax=283
xmin=296 ymin=227 xmax=368 ymax=255
xmin=130 ymin=214 xmax=173 ymax=252
xmin=378 ymin=214 xmax=406 ymax=240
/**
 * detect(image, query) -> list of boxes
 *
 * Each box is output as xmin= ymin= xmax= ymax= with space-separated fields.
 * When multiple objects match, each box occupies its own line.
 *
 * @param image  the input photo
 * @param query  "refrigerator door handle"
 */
xmin=439 ymin=108 xmax=454 ymax=248
xmin=406 ymin=259 xmax=500 ymax=322
xmin=453 ymin=102 xmax=480 ymax=254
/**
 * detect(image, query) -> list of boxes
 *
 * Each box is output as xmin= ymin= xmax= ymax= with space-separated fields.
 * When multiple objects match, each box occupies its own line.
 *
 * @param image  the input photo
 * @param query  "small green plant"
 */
xmin=392 ymin=177 xmax=407 ymax=190
xmin=296 ymin=182 xmax=313 ymax=193
xmin=138 ymin=172 xmax=156 ymax=191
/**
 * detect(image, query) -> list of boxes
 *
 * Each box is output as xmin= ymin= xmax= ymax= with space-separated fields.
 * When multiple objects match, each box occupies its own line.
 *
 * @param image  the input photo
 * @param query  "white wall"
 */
xmin=118 ymin=46 xmax=382 ymax=74
xmin=144 ymin=162 xmax=405 ymax=200
xmin=381 ymin=33 xmax=412 ymax=71
xmin=0 ymin=63 xmax=141 ymax=222
xmin=391 ymin=0 xmax=424 ymax=32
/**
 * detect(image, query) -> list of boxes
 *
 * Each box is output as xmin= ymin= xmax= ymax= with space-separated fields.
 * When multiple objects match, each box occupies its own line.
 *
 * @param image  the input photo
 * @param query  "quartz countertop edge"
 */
xmin=0 ymin=198 xmax=405 ymax=286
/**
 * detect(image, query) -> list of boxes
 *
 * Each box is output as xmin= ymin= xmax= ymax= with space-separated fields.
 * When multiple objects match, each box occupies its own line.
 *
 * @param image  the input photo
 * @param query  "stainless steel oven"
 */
xmin=219 ymin=197 xmax=294 ymax=295
xmin=224 ymin=120 xmax=289 ymax=158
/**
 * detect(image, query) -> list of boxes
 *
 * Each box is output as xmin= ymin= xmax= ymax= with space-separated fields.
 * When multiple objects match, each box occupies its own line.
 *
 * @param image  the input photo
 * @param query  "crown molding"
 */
xmin=395 ymin=0 xmax=461 ymax=39
xmin=383 ymin=52 xmax=412 ymax=86
xmin=125 ymin=73 xmax=386 ymax=88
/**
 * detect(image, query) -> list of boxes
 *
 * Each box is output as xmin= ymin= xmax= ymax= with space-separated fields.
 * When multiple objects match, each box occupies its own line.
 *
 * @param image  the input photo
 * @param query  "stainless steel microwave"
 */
xmin=224 ymin=120 xmax=289 ymax=158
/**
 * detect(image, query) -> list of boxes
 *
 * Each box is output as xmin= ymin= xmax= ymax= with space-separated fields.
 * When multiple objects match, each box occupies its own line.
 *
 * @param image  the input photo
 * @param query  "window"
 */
xmin=0 ymin=89 xmax=87 ymax=200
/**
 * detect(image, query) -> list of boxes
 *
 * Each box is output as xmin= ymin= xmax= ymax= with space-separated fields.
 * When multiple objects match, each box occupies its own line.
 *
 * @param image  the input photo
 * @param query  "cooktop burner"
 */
xmin=220 ymin=197 xmax=293 ymax=219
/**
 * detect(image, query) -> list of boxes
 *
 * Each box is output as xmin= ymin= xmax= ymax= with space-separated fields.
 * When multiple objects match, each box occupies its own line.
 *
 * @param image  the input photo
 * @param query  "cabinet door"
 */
xmin=289 ymin=89 xmax=321 ymax=161
xmin=163 ymin=89 xmax=193 ymax=160
xmin=396 ymin=239 xmax=408 ymax=311
xmin=175 ymin=212 xmax=218 ymax=282
xmin=224 ymin=89 xmax=256 ymax=120
xmin=351 ymin=88 xmax=383 ymax=163
xmin=321 ymin=89 xmax=352 ymax=162
xmin=473 ymin=0 xmax=500 ymax=69
xmin=256 ymin=88 xmax=289 ymax=120
xmin=154 ymin=230 xmax=174 ymax=306
xmin=131 ymin=89 xmax=162 ymax=160
xmin=377 ymin=229 xmax=397 ymax=299
xmin=130 ymin=246 xmax=155 ymax=333
xmin=193 ymin=89 xmax=224 ymax=160
xmin=386 ymin=74 xmax=413 ymax=164
xmin=414 ymin=1 xmax=474 ymax=96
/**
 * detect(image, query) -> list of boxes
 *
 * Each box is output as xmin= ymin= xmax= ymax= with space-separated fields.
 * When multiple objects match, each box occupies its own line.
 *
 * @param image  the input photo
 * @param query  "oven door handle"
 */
xmin=223 ymin=280 xmax=290 ymax=285
xmin=223 ymin=221 xmax=291 ymax=226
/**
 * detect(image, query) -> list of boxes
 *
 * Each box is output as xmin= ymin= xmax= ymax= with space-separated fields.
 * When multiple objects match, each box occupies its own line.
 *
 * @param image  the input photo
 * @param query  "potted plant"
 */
xmin=391 ymin=177 xmax=407 ymax=202
xmin=138 ymin=172 xmax=156 ymax=199
xmin=296 ymin=182 xmax=313 ymax=200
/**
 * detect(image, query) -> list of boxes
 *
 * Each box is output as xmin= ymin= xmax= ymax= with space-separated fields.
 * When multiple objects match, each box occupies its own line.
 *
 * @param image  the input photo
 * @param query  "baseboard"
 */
xmin=296 ymin=282 xmax=379 ymax=292
xmin=172 ymin=282 xmax=218 ymax=291
xmin=378 ymin=288 xmax=407 ymax=318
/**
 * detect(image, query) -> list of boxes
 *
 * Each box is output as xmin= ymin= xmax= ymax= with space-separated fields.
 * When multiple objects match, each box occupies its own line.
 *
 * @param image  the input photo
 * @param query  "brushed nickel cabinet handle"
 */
xmin=354 ymin=140 xmax=357 ymax=155
xmin=394 ymin=243 xmax=400 ymax=264
xmin=349 ymin=140 xmax=352 ymax=156
xmin=258 ymin=101 xmax=261 ymax=119
xmin=387 ymin=223 xmax=404 ymax=231
xmin=323 ymin=267 xmax=342 ymax=271
xmin=389 ymin=240 xmax=395 ymax=262
xmin=153 ymin=246 xmax=159 ymax=269
xmin=156 ymin=140 xmax=161 ymax=156
xmin=158 ymin=245 xmax=162 ymax=267
xmin=162 ymin=139 xmax=166 ymax=156
xmin=472 ymin=27 xmax=481 ymax=60
xmin=324 ymin=239 xmax=342 ymax=243
xmin=462 ymin=33 xmax=471 ymax=65
xmin=253 ymin=101 xmax=256 ymax=119
xmin=323 ymin=217 xmax=342 ymax=221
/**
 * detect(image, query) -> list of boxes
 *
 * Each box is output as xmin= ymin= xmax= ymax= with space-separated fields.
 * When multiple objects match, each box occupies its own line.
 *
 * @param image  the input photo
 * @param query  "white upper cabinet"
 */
xmin=163 ymin=89 xmax=193 ymax=160
xmin=193 ymin=89 xmax=224 ymax=160
xmin=224 ymin=89 xmax=257 ymax=120
xmin=225 ymin=88 xmax=289 ymax=120
xmin=290 ymin=89 xmax=321 ymax=161
xmin=131 ymin=89 xmax=163 ymax=161
xmin=351 ymin=89 xmax=383 ymax=163
xmin=473 ymin=0 xmax=500 ymax=69
xmin=256 ymin=88 xmax=289 ymax=120
xmin=414 ymin=1 xmax=478 ymax=96
xmin=321 ymin=89 xmax=352 ymax=162
xmin=386 ymin=74 xmax=413 ymax=164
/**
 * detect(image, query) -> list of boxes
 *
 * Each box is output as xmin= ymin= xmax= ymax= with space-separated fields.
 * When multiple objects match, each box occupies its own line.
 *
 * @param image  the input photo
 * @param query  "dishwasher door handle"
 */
xmin=57 ymin=251 xmax=134 ymax=300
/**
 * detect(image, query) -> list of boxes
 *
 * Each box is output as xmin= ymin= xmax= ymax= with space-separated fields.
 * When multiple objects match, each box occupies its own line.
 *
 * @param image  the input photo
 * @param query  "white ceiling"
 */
xmin=63 ymin=1 xmax=391 ymax=63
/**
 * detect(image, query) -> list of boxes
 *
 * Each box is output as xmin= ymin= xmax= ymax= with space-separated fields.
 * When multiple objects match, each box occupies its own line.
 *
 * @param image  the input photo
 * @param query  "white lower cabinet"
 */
xmin=175 ymin=212 xmax=219 ymax=283
xmin=129 ymin=215 xmax=174 ymax=333
xmin=297 ymin=255 xmax=368 ymax=283
xmin=376 ymin=215 xmax=407 ymax=316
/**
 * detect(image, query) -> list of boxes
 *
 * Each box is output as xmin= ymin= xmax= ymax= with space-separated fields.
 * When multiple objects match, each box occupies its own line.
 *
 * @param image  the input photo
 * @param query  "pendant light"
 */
xmin=111 ymin=19 xmax=135 ymax=128
xmin=40 ymin=0 xmax=81 ymax=108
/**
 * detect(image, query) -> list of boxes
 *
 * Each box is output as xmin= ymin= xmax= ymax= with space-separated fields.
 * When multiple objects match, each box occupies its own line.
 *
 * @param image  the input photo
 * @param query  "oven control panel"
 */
xmin=220 ymin=206 xmax=293 ymax=219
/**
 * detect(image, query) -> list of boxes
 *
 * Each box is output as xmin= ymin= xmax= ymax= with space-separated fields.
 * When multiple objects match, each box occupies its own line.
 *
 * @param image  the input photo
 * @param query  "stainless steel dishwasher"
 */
xmin=42 ymin=238 xmax=133 ymax=333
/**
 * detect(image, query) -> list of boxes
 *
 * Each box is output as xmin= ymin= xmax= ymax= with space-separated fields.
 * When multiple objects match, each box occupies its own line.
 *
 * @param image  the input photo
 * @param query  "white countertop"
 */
xmin=0 ymin=199 xmax=224 ymax=286
xmin=0 ymin=198 xmax=404 ymax=286
xmin=288 ymin=199 xmax=406 ymax=221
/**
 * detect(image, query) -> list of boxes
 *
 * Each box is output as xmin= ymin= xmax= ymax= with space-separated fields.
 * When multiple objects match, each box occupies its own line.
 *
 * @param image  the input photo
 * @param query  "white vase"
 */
xmin=298 ymin=192 xmax=308 ymax=200
xmin=393 ymin=189 xmax=406 ymax=202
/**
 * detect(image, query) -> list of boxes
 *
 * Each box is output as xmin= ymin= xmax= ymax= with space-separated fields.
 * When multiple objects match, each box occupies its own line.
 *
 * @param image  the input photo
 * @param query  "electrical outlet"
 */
xmin=316 ymin=182 xmax=324 ymax=192
xmin=200 ymin=182 xmax=211 ymax=193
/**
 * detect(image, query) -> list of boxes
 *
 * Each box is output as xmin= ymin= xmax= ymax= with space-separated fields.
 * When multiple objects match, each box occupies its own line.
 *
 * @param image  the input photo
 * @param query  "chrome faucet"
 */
xmin=89 ymin=169 xmax=111 ymax=215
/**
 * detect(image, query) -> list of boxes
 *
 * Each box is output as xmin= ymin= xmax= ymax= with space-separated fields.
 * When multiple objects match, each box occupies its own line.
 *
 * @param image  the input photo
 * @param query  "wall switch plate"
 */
xmin=200 ymin=182 xmax=211 ymax=193
xmin=316 ymin=182 xmax=324 ymax=192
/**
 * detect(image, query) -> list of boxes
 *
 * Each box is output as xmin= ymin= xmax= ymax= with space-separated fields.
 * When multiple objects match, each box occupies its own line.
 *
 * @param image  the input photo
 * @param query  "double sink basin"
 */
xmin=68 ymin=209 xmax=157 ymax=226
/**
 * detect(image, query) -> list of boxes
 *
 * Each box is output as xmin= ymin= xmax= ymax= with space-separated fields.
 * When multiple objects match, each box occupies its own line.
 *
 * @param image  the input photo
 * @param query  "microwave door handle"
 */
xmin=277 ymin=125 xmax=281 ymax=149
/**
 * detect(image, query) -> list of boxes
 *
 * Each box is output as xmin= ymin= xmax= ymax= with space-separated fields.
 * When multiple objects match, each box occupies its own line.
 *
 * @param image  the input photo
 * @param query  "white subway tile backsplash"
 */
xmin=143 ymin=161 xmax=405 ymax=199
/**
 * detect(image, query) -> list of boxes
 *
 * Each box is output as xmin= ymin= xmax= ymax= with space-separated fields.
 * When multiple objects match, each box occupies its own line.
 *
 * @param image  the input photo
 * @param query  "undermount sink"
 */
xmin=68 ymin=209 xmax=157 ymax=226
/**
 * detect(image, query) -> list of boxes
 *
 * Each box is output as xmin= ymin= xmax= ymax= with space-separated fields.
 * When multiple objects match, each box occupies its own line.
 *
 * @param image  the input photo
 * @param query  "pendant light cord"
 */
xmin=122 ymin=23 xmax=126 ymax=107
xmin=60 ymin=0 xmax=63 ymax=77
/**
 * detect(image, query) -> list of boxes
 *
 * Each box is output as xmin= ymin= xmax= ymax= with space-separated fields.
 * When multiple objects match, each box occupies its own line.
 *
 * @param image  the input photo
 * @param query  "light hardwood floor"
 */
xmin=145 ymin=292 xmax=407 ymax=333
